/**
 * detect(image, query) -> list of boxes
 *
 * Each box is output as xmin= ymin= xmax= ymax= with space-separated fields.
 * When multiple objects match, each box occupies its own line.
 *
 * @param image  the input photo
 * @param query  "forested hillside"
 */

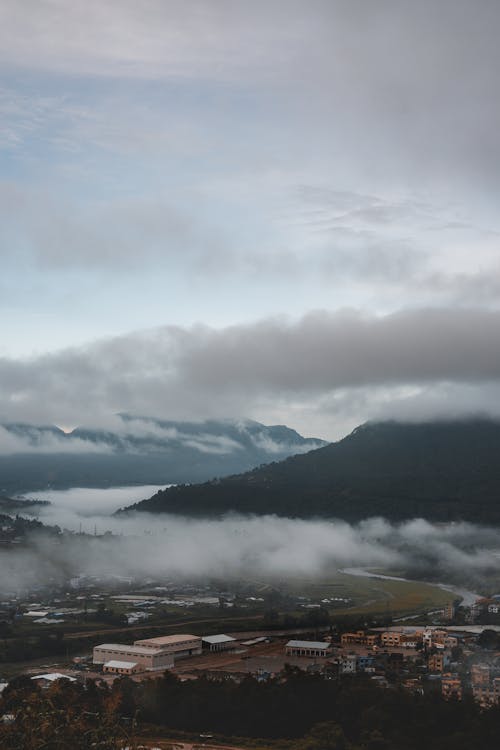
xmin=123 ymin=419 xmax=500 ymax=523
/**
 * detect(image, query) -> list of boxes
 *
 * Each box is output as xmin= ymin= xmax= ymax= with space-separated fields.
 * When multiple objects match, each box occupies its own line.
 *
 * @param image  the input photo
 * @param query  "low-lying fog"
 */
xmin=0 ymin=485 xmax=497 ymax=594
xmin=25 ymin=485 xmax=167 ymax=531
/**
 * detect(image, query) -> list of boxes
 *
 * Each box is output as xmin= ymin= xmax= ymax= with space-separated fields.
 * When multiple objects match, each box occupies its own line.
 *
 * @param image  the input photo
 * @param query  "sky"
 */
xmin=1 ymin=1 xmax=500 ymax=440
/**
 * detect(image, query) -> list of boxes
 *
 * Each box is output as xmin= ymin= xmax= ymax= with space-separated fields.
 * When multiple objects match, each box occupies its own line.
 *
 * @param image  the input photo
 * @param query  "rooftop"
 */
xmin=95 ymin=643 xmax=167 ymax=655
xmin=202 ymin=634 xmax=236 ymax=644
xmin=286 ymin=640 xmax=332 ymax=650
xmin=135 ymin=634 xmax=200 ymax=646
xmin=104 ymin=660 xmax=138 ymax=670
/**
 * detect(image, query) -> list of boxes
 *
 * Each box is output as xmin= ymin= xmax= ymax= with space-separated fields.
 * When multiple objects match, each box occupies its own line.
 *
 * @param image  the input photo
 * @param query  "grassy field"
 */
xmin=280 ymin=571 xmax=453 ymax=618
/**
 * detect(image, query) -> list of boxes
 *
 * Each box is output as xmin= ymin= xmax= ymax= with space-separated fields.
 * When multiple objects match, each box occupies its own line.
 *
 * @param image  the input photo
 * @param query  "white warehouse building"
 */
xmin=93 ymin=633 xmax=202 ymax=672
xmin=93 ymin=643 xmax=174 ymax=671
xmin=202 ymin=634 xmax=237 ymax=652
xmin=134 ymin=634 xmax=202 ymax=659
xmin=285 ymin=640 xmax=332 ymax=658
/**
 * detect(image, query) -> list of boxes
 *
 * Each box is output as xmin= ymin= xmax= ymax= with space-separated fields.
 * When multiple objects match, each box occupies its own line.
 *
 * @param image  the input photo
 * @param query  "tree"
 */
xmin=298 ymin=721 xmax=351 ymax=750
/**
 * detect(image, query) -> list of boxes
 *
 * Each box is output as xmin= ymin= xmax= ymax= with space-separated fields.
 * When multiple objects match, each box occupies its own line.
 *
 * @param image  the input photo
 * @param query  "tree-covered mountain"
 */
xmin=0 ymin=416 xmax=325 ymax=493
xmin=122 ymin=418 xmax=500 ymax=523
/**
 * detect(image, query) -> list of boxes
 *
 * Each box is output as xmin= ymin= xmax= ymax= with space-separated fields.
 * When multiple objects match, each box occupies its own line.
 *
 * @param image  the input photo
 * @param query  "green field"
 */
xmin=279 ymin=571 xmax=454 ymax=618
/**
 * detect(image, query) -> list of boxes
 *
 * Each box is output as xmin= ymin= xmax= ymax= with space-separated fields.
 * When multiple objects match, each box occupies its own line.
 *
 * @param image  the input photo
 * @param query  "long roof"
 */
xmin=104 ymin=660 xmax=138 ymax=669
xmin=134 ymin=634 xmax=200 ymax=646
xmin=31 ymin=673 xmax=76 ymax=682
xmin=286 ymin=640 xmax=331 ymax=649
xmin=95 ymin=643 xmax=167 ymax=655
xmin=202 ymin=634 xmax=236 ymax=644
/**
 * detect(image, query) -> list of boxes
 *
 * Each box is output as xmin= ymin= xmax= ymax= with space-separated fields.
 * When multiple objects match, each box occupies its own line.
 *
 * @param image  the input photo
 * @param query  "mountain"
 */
xmin=121 ymin=418 xmax=500 ymax=523
xmin=0 ymin=416 xmax=326 ymax=493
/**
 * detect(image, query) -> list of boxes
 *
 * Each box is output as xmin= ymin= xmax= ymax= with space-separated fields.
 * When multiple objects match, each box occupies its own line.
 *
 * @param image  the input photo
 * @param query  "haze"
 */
xmin=0 ymin=487 xmax=489 ymax=594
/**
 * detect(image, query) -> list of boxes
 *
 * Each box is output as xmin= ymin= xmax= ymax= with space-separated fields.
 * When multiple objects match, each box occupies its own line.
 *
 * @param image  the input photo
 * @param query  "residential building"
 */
xmin=441 ymin=673 xmax=462 ymax=700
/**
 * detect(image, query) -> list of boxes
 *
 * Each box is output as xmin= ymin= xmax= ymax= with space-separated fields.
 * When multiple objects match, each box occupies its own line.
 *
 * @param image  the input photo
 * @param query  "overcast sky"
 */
xmin=1 ymin=1 xmax=500 ymax=440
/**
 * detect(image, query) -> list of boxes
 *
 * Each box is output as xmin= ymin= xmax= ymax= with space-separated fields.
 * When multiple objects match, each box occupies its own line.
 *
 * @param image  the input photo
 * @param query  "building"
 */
xmin=469 ymin=598 xmax=490 ymax=622
xmin=31 ymin=673 xmax=77 ymax=688
xmin=202 ymin=634 xmax=236 ymax=652
xmin=356 ymin=654 xmax=375 ymax=672
xmin=380 ymin=631 xmax=402 ymax=647
xmin=134 ymin=634 xmax=202 ymax=659
xmin=341 ymin=631 xmax=379 ymax=648
xmin=441 ymin=673 xmax=462 ymax=700
xmin=103 ymin=660 xmax=140 ymax=676
xmin=471 ymin=664 xmax=490 ymax=687
xmin=340 ymin=653 xmax=357 ymax=674
xmin=493 ymin=677 xmax=500 ymax=701
xmin=285 ymin=640 xmax=332 ymax=658
xmin=400 ymin=634 xmax=421 ymax=649
xmin=93 ymin=643 xmax=174 ymax=671
xmin=428 ymin=652 xmax=450 ymax=673
xmin=443 ymin=602 xmax=456 ymax=621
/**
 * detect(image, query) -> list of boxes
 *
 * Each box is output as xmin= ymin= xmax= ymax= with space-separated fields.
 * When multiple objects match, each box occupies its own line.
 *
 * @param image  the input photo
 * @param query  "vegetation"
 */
xmin=0 ymin=418 xmax=324 ymax=494
xmin=3 ymin=670 xmax=500 ymax=749
xmin=124 ymin=419 xmax=500 ymax=523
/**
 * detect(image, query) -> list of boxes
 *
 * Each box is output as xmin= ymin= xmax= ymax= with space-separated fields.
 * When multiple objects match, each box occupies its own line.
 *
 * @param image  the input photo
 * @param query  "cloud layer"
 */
xmin=2 ymin=308 xmax=500 ymax=439
xmin=1 ymin=2 xmax=500 ymax=437
xmin=2 ymin=483 xmax=499 ymax=593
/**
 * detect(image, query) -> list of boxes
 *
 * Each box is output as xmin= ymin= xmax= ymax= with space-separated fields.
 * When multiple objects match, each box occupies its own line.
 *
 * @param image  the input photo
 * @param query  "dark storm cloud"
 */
xmin=2 ymin=308 xmax=500 ymax=430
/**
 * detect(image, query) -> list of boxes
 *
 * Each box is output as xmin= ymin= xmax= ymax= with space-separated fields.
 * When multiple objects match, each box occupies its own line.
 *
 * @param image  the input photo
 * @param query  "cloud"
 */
xmin=0 ymin=425 xmax=113 ymax=456
xmin=2 ymin=1 xmax=500 ymax=191
xmin=2 ymin=308 xmax=500 ymax=439
xmin=0 ymin=182 xmax=228 ymax=273
xmin=0 ymin=1 xmax=326 ymax=82
xmin=2 ymin=485 xmax=500 ymax=592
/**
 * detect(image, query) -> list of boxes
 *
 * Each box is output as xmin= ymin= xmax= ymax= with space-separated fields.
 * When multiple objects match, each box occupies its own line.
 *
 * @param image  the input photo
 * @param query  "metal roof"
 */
xmin=31 ymin=673 xmax=76 ymax=682
xmin=286 ymin=640 xmax=331 ymax=650
xmin=104 ymin=660 xmax=138 ymax=670
xmin=94 ymin=643 xmax=166 ymax=655
xmin=134 ymin=634 xmax=200 ymax=646
xmin=202 ymin=634 xmax=236 ymax=644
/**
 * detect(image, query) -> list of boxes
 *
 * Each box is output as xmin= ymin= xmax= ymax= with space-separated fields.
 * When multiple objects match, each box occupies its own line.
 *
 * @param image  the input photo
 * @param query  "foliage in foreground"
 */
xmin=2 ymin=669 xmax=500 ymax=749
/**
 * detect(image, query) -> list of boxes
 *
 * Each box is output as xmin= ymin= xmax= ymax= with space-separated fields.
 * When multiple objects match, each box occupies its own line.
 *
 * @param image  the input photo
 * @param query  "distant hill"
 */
xmin=0 ymin=416 xmax=325 ymax=493
xmin=121 ymin=419 xmax=500 ymax=523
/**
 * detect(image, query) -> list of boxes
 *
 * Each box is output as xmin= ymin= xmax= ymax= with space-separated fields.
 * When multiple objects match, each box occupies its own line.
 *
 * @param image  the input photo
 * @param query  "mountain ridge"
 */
xmin=0 ymin=416 xmax=326 ymax=493
xmin=120 ymin=418 xmax=500 ymax=523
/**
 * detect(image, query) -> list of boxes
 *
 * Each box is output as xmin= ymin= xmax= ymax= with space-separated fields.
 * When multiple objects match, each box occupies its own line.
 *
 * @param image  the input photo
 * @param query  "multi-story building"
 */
xmin=341 ymin=631 xmax=379 ymax=648
xmin=471 ymin=664 xmax=490 ymax=687
xmin=380 ymin=632 xmax=402 ymax=647
xmin=443 ymin=602 xmax=457 ymax=621
xmin=428 ymin=652 xmax=450 ymax=673
xmin=441 ymin=673 xmax=462 ymax=700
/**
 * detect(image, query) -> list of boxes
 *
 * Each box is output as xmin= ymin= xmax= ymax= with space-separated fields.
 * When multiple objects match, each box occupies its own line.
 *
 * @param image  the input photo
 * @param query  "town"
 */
xmin=3 ymin=591 xmax=500 ymax=710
